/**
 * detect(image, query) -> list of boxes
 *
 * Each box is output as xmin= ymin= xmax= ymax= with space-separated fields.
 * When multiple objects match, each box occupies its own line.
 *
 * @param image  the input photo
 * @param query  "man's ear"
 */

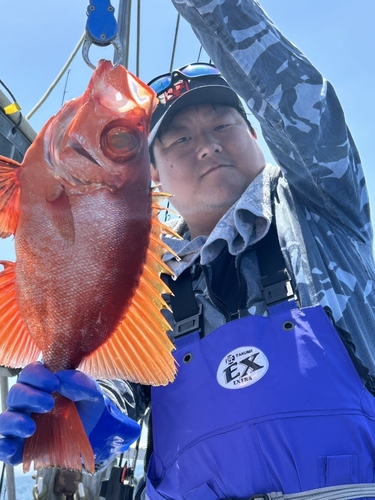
xmin=150 ymin=164 xmax=160 ymax=184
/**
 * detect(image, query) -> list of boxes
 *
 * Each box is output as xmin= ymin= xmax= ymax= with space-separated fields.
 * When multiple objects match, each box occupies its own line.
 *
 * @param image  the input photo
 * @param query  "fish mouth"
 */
xmin=69 ymin=141 xmax=101 ymax=167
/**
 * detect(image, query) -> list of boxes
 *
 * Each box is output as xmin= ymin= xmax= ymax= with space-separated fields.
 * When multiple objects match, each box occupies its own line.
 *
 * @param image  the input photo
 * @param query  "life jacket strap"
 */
xmin=256 ymin=223 xmax=295 ymax=306
xmin=168 ymin=268 xmax=203 ymax=338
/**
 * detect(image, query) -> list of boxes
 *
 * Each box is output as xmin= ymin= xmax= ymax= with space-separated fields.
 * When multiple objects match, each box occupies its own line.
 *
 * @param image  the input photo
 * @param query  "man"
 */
xmin=1 ymin=1 xmax=375 ymax=499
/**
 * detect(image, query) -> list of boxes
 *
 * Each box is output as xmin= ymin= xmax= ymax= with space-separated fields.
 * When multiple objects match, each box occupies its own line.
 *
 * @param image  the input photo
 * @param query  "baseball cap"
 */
xmin=148 ymin=63 xmax=247 ymax=145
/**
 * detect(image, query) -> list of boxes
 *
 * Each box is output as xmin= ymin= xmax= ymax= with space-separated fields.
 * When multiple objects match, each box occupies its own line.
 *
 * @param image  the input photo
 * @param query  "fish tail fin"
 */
xmin=23 ymin=394 xmax=95 ymax=473
xmin=78 ymin=191 xmax=181 ymax=385
xmin=0 ymin=261 xmax=41 ymax=367
xmin=0 ymin=156 xmax=21 ymax=237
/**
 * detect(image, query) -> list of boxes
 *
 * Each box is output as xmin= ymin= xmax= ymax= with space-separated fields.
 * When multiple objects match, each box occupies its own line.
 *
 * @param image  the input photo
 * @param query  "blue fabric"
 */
xmin=148 ymin=303 xmax=375 ymax=499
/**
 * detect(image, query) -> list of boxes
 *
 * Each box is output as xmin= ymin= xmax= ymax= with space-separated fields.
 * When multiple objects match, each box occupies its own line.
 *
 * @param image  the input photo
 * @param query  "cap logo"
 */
xmin=159 ymin=79 xmax=190 ymax=105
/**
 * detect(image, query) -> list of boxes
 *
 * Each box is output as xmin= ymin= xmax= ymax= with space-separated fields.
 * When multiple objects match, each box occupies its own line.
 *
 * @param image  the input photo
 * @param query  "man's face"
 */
xmin=150 ymin=104 xmax=266 ymax=235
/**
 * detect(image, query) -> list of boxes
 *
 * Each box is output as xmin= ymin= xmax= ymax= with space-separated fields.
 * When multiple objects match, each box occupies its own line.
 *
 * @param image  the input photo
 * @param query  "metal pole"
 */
xmin=0 ymin=377 xmax=16 ymax=500
xmin=114 ymin=0 xmax=132 ymax=67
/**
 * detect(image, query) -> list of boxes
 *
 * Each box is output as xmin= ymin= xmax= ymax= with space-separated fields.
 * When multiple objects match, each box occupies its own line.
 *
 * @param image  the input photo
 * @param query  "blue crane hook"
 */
xmin=83 ymin=0 xmax=123 ymax=69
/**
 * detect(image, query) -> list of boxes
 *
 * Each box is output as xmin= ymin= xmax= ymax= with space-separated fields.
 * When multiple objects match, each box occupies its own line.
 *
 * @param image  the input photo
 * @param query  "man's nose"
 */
xmin=198 ymin=134 xmax=222 ymax=159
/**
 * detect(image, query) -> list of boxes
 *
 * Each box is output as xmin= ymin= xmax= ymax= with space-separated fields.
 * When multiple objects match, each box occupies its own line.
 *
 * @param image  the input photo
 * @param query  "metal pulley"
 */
xmin=83 ymin=0 xmax=123 ymax=69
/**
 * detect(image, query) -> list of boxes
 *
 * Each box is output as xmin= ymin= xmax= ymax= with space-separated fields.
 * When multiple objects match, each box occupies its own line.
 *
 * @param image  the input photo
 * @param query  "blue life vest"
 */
xmin=147 ymin=300 xmax=375 ymax=499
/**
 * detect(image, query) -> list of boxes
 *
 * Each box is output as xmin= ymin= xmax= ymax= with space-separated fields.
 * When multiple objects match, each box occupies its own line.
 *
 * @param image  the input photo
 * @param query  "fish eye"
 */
xmin=107 ymin=128 xmax=138 ymax=150
xmin=101 ymin=121 xmax=140 ymax=162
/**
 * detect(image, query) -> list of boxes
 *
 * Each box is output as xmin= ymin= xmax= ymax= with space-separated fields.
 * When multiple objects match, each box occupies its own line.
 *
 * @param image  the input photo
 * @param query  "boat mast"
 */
xmin=114 ymin=0 xmax=132 ymax=67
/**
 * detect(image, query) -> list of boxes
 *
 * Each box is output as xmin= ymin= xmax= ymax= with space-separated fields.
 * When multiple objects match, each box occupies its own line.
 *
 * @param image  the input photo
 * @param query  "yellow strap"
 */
xmin=4 ymin=102 xmax=21 ymax=115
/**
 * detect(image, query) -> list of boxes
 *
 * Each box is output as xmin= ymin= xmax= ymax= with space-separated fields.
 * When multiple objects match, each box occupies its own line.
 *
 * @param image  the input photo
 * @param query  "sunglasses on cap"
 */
xmin=148 ymin=63 xmax=221 ymax=96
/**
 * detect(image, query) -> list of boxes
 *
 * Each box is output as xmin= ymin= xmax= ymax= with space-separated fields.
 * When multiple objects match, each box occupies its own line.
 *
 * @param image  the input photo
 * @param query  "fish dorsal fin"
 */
xmin=0 ymin=261 xmax=41 ymax=367
xmin=0 ymin=156 xmax=21 ymax=237
xmin=78 ymin=192 xmax=179 ymax=386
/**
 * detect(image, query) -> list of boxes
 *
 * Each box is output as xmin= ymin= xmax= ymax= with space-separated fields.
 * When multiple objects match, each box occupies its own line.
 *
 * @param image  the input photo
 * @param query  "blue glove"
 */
xmin=0 ymin=362 xmax=141 ymax=466
xmin=0 ymin=363 xmax=57 ymax=465
xmin=56 ymin=370 xmax=141 ymax=464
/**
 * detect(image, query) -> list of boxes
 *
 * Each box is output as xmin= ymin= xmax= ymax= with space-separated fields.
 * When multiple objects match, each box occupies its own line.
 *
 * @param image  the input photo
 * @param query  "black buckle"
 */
xmin=261 ymin=279 xmax=294 ymax=306
xmin=260 ymin=269 xmax=294 ymax=306
xmin=174 ymin=304 xmax=202 ymax=338
xmin=248 ymin=494 xmax=270 ymax=500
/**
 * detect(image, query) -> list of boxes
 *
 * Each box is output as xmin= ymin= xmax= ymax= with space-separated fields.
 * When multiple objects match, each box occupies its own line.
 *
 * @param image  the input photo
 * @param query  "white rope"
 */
xmin=26 ymin=32 xmax=85 ymax=120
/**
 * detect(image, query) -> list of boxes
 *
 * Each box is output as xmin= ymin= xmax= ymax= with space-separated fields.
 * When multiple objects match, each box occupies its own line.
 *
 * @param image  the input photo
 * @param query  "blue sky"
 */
xmin=1 ymin=0 xmax=375 ymax=261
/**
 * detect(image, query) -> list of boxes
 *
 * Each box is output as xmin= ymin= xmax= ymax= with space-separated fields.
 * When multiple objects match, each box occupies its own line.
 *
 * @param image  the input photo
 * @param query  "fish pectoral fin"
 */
xmin=0 ymin=155 xmax=21 ymax=237
xmin=78 ymin=270 xmax=176 ymax=385
xmin=46 ymin=182 xmax=75 ymax=244
xmin=78 ymin=195 xmax=178 ymax=386
xmin=0 ymin=261 xmax=41 ymax=368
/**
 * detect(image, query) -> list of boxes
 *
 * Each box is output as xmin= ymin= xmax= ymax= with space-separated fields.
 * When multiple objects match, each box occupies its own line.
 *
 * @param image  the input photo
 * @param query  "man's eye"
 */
xmin=175 ymin=136 xmax=189 ymax=144
xmin=215 ymin=124 xmax=231 ymax=131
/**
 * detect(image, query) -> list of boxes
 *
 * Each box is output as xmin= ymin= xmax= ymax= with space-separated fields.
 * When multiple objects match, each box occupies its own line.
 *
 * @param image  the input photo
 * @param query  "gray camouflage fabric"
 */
xmin=161 ymin=0 xmax=375 ymax=374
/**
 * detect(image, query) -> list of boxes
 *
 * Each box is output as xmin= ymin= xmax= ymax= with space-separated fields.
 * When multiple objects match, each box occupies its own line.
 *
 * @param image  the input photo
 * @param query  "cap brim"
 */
xmin=148 ymin=84 xmax=241 ymax=145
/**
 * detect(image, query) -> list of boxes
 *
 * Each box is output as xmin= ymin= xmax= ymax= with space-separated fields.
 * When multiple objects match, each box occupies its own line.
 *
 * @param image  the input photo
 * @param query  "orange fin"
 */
xmin=23 ymin=394 xmax=95 ymax=473
xmin=0 ymin=261 xmax=41 ymax=368
xmin=0 ymin=155 xmax=21 ymax=237
xmin=151 ymin=188 xmax=184 ymax=241
xmin=78 ymin=192 xmax=181 ymax=386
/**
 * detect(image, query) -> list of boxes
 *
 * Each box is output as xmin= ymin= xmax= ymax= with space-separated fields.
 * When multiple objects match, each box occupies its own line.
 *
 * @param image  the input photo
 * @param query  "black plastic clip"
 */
xmin=260 ymin=269 xmax=294 ymax=306
xmin=174 ymin=304 xmax=202 ymax=338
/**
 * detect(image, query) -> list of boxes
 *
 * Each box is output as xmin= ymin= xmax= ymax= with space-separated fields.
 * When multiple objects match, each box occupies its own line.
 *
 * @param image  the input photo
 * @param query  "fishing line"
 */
xmin=169 ymin=14 xmax=181 ymax=72
xmin=26 ymin=32 xmax=85 ymax=120
xmin=61 ymin=69 xmax=72 ymax=108
xmin=197 ymin=45 xmax=203 ymax=62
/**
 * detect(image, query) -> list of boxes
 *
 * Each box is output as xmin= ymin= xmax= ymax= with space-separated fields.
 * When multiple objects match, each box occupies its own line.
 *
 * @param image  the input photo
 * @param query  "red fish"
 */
xmin=0 ymin=60 xmax=177 ymax=473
